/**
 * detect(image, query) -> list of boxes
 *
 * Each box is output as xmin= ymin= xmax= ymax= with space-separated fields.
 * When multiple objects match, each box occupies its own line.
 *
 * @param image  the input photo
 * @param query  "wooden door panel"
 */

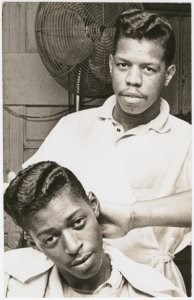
xmin=4 ymin=53 xmax=68 ymax=106
xmin=181 ymin=17 xmax=191 ymax=115
xmin=3 ymin=106 xmax=24 ymax=177
xmin=161 ymin=17 xmax=180 ymax=115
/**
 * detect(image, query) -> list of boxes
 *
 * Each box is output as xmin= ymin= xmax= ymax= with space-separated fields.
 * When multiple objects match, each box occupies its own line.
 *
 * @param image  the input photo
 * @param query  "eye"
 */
xmin=43 ymin=235 xmax=58 ymax=246
xmin=73 ymin=217 xmax=86 ymax=229
xmin=117 ymin=62 xmax=128 ymax=69
xmin=144 ymin=66 xmax=156 ymax=74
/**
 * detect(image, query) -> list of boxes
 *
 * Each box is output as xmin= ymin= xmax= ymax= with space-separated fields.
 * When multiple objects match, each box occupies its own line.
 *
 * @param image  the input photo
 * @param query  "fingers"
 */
xmin=100 ymin=223 xmax=128 ymax=239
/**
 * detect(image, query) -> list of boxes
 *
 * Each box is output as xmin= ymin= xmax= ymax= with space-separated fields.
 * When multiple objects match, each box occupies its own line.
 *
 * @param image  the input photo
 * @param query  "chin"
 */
xmin=124 ymin=108 xmax=145 ymax=115
xmin=77 ymin=263 xmax=102 ymax=280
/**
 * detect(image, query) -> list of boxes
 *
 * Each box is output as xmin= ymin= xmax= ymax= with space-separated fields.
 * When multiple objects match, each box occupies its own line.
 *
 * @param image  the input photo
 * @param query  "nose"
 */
xmin=62 ymin=230 xmax=83 ymax=255
xmin=125 ymin=66 xmax=142 ymax=86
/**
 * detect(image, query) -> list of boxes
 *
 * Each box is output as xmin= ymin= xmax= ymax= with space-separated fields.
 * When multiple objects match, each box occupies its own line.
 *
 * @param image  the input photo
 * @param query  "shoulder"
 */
xmin=5 ymin=247 xmax=47 ymax=262
xmin=5 ymin=247 xmax=39 ymax=262
xmin=104 ymin=244 xmax=185 ymax=297
xmin=47 ymin=106 xmax=102 ymax=138
xmin=169 ymin=114 xmax=191 ymax=132
xmin=168 ymin=115 xmax=191 ymax=149
xmin=52 ymin=93 xmax=116 ymax=129
xmin=5 ymin=248 xmax=54 ymax=282
xmin=4 ymin=248 xmax=54 ymax=298
xmin=58 ymin=106 xmax=100 ymax=125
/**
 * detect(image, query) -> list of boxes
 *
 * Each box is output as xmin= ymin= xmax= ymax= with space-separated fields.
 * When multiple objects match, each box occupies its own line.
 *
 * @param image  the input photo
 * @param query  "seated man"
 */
xmin=4 ymin=161 xmax=185 ymax=297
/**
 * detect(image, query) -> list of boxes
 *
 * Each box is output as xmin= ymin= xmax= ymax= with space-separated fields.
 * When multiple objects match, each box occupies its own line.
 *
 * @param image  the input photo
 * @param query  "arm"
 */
xmin=99 ymin=190 xmax=191 ymax=238
xmin=132 ymin=190 xmax=191 ymax=228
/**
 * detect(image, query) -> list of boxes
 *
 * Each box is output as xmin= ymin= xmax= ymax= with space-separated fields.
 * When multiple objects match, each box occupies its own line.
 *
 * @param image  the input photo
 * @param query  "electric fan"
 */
xmin=35 ymin=3 xmax=143 ymax=99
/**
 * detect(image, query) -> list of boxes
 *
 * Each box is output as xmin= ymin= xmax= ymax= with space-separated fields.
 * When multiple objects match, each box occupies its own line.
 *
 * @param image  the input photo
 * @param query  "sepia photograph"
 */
xmin=3 ymin=1 xmax=191 ymax=298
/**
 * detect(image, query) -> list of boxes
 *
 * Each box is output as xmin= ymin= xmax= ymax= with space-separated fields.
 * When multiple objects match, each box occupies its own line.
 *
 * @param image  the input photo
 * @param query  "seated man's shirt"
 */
xmin=4 ymin=246 xmax=186 ymax=298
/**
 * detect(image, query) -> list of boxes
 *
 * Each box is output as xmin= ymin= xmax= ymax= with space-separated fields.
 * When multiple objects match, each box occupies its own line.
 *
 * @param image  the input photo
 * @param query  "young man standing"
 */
xmin=22 ymin=9 xmax=191 ymax=291
xmin=4 ymin=161 xmax=185 ymax=297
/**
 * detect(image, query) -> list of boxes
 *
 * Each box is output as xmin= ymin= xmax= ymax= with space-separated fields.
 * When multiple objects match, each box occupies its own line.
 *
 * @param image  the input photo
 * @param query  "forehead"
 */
xmin=115 ymin=37 xmax=165 ymax=62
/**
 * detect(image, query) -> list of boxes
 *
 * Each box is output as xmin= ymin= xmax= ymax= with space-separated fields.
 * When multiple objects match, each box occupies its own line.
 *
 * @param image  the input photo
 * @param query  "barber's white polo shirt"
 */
xmin=23 ymin=95 xmax=192 ymax=291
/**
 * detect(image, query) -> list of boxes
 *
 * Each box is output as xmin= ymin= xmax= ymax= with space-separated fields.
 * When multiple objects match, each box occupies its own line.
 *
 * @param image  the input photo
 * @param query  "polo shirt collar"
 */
xmin=5 ymin=248 xmax=54 ymax=282
xmin=99 ymin=94 xmax=116 ymax=119
xmin=99 ymin=95 xmax=171 ymax=134
xmin=94 ymin=254 xmax=123 ymax=293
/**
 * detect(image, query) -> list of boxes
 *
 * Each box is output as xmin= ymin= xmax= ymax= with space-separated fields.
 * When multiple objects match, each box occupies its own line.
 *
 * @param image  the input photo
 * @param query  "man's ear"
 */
xmin=88 ymin=192 xmax=100 ymax=218
xmin=164 ymin=64 xmax=176 ymax=87
xmin=109 ymin=54 xmax=114 ymax=76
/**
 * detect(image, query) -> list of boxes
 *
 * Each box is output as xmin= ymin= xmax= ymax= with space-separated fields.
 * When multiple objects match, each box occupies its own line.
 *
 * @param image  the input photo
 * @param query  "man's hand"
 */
xmin=98 ymin=201 xmax=134 ymax=238
xmin=98 ymin=190 xmax=191 ymax=239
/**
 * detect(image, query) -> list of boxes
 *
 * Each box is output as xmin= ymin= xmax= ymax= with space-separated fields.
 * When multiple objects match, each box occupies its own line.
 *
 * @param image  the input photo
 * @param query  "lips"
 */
xmin=122 ymin=92 xmax=143 ymax=98
xmin=71 ymin=253 xmax=93 ymax=267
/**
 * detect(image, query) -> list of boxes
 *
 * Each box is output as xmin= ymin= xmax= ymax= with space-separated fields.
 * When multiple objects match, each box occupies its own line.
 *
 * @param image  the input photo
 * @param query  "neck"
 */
xmin=59 ymin=253 xmax=111 ymax=294
xmin=113 ymin=100 xmax=161 ymax=132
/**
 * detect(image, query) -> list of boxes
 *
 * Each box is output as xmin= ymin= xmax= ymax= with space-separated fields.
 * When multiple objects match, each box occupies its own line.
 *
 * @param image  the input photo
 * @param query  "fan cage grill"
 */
xmin=35 ymin=3 xmax=143 ymax=98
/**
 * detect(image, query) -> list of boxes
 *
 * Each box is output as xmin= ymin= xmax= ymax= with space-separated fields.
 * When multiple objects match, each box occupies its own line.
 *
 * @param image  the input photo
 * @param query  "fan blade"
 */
xmin=36 ymin=5 xmax=94 ymax=66
xmin=89 ymin=26 xmax=114 ymax=83
xmin=83 ymin=3 xmax=144 ymax=27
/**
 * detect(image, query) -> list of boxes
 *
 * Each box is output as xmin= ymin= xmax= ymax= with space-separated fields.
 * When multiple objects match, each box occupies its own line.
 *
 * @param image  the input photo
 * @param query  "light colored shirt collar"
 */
xmin=98 ymin=94 xmax=171 ymax=134
xmin=94 ymin=254 xmax=123 ymax=292
xmin=4 ymin=248 xmax=121 ymax=288
xmin=4 ymin=247 xmax=54 ymax=283
xmin=62 ymin=256 xmax=124 ymax=297
xmin=5 ymin=245 xmax=185 ymax=297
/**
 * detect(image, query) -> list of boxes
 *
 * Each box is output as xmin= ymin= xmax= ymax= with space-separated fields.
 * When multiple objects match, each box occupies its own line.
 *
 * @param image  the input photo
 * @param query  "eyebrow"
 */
xmin=114 ymin=56 xmax=160 ymax=66
xmin=36 ymin=208 xmax=84 ymax=238
xmin=113 ymin=56 xmax=128 ymax=62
